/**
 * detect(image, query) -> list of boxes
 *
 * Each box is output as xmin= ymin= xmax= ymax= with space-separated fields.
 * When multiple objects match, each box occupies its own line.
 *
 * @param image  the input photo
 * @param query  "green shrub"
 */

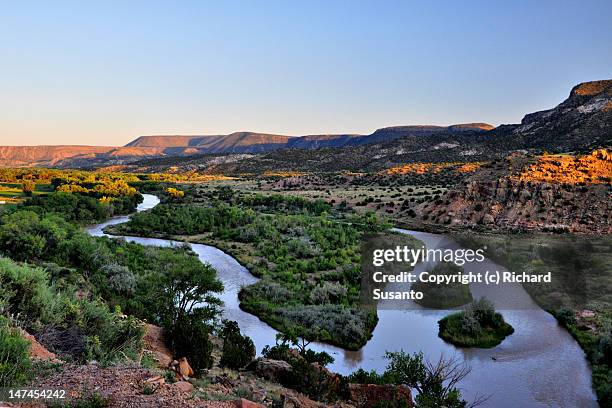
xmin=0 ymin=258 xmax=58 ymax=328
xmin=345 ymin=368 xmax=388 ymax=385
xmin=0 ymin=317 xmax=31 ymax=387
xmin=78 ymin=302 xmax=144 ymax=364
xmin=219 ymin=320 xmax=255 ymax=369
xmin=50 ymin=390 xmax=109 ymax=408
xmin=169 ymin=312 xmax=214 ymax=374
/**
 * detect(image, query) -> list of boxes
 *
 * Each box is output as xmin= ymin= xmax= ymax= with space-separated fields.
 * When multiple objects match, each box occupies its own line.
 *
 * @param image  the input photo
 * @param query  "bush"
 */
xmin=78 ymin=302 xmax=144 ymax=364
xmin=169 ymin=312 xmax=214 ymax=374
xmin=344 ymin=368 xmax=388 ymax=385
xmin=0 ymin=258 xmax=58 ymax=328
xmin=0 ymin=317 xmax=31 ymax=387
xmin=219 ymin=320 xmax=255 ymax=369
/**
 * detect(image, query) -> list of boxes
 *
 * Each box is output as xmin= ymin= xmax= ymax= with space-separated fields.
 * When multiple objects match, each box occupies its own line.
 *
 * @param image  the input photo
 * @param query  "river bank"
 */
xmin=88 ymin=194 xmax=598 ymax=408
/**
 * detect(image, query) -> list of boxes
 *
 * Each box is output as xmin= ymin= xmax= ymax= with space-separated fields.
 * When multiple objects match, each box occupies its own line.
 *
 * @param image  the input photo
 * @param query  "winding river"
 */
xmin=88 ymin=194 xmax=597 ymax=408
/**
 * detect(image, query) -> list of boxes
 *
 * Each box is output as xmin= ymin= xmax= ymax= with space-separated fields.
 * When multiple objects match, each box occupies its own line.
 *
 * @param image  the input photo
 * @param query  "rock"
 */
xmin=143 ymin=375 xmax=165 ymax=386
xmin=143 ymin=324 xmax=173 ymax=368
xmin=233 ymin=398 xmax=266 ymax=408
xmin=173 ymin=380 xmax=194 ymax=393
xmin=281 ymin=393 xmax=324 ymax=408
xmin=347 ymin=383 xmax=413 ymax=408
xmin=178 ymin=357 xmax=194 ymax=378
xmin=249 ymin=358 xmax=292 ymax=382
xmin=482 ymin=213 xmax=495 ymax=224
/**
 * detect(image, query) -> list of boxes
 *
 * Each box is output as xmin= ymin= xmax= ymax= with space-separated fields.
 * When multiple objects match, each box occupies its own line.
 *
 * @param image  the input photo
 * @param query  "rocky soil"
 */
xmin=4 ymin=324 xmax=412 ymax=408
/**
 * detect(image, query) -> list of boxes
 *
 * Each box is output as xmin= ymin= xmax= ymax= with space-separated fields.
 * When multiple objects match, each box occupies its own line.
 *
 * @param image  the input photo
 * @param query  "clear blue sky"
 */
xmin=1 ymin=0 xmax=611 ymax=146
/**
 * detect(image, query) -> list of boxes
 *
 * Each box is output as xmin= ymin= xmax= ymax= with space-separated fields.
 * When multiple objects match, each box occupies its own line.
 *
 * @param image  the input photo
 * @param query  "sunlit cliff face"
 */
xmin=385 ymin=162 xmax=482 ymax=175
xmin=514 ymin=149 xmax=612 ymax=185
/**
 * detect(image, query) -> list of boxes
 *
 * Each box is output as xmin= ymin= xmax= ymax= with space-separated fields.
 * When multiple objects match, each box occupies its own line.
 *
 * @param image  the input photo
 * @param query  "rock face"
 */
xmin=417 ymin=150 xmax=612 ymax=233
xmin=496 ymin=79 xmax=612 ymax=152
xmin=347 ymin=384 xmax=413 ymax=408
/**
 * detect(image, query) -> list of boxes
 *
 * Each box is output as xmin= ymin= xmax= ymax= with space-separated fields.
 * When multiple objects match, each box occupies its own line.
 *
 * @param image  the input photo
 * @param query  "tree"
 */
xmin=22 ymin=180 xmax=35 ymax=197
xmin=219 ymin=320 xmax=255 ymax=369
xmin=384 ymin=351 xmax=488 ymax=408
xmin=138 ymin=248 xmax=223 ymax=352
xmin=166 ymin=187 xmax=185 ymax=200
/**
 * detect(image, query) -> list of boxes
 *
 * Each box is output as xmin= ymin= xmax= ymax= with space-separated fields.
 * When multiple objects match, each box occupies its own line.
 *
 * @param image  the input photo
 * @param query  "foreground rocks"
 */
xmin=9 ymin=326 xmax=414 ymax=408
xmin=10 ymin=363 xmax=236 ymax=408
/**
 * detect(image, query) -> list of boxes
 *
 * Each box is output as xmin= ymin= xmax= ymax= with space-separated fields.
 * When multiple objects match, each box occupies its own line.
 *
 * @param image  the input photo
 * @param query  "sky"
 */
xmin=1 ymin=0 xmax=611 ymax=146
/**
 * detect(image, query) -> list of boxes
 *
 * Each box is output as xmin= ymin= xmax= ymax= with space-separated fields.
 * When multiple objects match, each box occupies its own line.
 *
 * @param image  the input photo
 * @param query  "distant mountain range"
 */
xmin=125 ymin=123 xmax=494 ymax=151
xmin=0 ymin=80 xmax=610 ymax=169
xmin=0 ymin=123 xmax=492 ymax=167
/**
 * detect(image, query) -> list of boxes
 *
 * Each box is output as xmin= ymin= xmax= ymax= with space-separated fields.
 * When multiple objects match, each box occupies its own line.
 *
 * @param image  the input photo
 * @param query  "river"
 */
xmin=87 ymin=194 xmax=597 ymax=408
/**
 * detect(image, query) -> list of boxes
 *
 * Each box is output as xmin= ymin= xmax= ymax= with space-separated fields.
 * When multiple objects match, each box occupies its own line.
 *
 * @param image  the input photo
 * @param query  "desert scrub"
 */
xmin=0 ymin=317 xmax=31 ymax=387
xmin=412 ymin=262 xmax=473 ymax=309
xmin=438 ymin=297 xmax=514 ymax=348
xmin=0 ymin=258 xmax=144 ymax=364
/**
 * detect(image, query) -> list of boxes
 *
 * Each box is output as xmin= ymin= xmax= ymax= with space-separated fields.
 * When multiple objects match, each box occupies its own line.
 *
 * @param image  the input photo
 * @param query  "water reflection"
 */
xmin=87 ymin=195 xmax=598 ymax=408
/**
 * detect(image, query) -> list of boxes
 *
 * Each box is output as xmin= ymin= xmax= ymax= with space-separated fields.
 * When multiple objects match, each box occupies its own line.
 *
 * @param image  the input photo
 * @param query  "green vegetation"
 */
xmin=114 ymin=186 xmax=392 ymax=349
xmin=0 ymin=178 xmax=225 ymax=378
xmin=50 ymin=391 xmax=110 ymax=408
xmin=219 ymin=320 xmax=256 ymax=369
xmin=0 ymin=258 xmax=144 ymax=365
xmin=0 ymin=316 xmax=31 ymax=387
xmin=412 ymin=262 xmax=473 ymax=309
xmin=261 ymin=335 xmax=338 ymax=402
xmin=438 ymin=298 xmax=514 ymax=348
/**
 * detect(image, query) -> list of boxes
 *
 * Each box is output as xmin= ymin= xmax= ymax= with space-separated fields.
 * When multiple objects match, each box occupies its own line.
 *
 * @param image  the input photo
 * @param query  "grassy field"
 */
xmin=0 ymin=183 xmax=53 ymax=204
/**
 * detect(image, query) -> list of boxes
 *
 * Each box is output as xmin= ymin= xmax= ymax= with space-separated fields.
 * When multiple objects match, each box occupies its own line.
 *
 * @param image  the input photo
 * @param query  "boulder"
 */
xmin=143 ymin=375 xmax=165 ymax=386
xmin=347 ymin=384 xmax=413 ymax=408
xmin=173 ymin=380 xmax=194 ymax=393
xmin=249 ymin=358 xmax=292 ymax=382
xmin=178 ymin=357 xmax=194 ymax=378
xmin=233 ymin=398 xmax=266 ymax=408
xmin=281 ymin=393 xmax=325 ymax=408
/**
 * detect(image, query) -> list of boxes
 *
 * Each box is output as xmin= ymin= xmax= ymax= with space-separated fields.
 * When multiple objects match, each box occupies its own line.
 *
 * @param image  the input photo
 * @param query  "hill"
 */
xmin=0 ymin=124 xmax=493 ymax=167
xmin=162 ymin=80 xmax=610 ymax=175
xmin=414 ymin=149 xmax=612 ymax=234
xmin=0 ymin=80 xmax=610 ymax=169
xmin=0 ymin=145 xmax=115 ymax=166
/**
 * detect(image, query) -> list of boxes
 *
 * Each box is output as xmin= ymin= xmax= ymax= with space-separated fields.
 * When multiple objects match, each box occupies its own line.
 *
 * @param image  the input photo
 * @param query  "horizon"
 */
xmin=3 ymin=121 xmax=498 ymax=147
xmin=1 ymin=0 xmax=611 ymax=146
